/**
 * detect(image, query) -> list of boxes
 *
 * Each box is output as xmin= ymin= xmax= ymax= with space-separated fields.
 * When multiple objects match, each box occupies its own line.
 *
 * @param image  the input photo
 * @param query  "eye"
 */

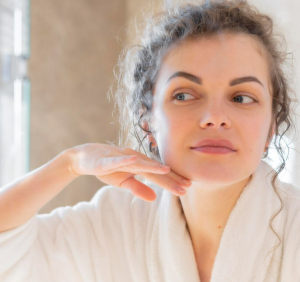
xmin=233 ymin=95 xmax=257 ymax=104
xmin=173 ymin=92 xmax=195 ymax=101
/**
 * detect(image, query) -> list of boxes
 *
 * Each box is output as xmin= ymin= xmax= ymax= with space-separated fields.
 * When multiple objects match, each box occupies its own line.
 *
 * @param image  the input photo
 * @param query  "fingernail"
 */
xmin=176 ymin=186 xmax=186 ymax=193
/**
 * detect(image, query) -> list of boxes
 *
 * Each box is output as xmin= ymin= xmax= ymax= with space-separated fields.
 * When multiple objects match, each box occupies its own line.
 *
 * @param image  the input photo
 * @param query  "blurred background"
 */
xmin=0 ymin=0 xmax=299 ymax=214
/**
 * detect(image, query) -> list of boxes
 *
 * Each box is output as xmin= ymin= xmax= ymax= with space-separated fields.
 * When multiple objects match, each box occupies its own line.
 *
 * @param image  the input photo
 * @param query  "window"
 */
xmin=0 ymin=0 xmax=30 ymax=187
xmin=265 ymin=135 xmax=296 ymax=185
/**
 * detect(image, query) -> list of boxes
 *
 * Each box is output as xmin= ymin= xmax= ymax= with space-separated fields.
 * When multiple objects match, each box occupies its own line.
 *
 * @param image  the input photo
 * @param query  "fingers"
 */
xmin=97 ymin=155 xmax=138 ymax=172
xmin=94 ymin=151 xmax=192 ymax=199
xmin=160 ymin=169 xmax=192 ymax=188
xmin=98 ymin=156 xmax=171 ymax=175
xmin=139 ymin=171 xmax=191 ymax=196
xmin=119 ymin=176 xmax=157 ymax=202
xmin=98 ymin=155 xmax=191 ymax=196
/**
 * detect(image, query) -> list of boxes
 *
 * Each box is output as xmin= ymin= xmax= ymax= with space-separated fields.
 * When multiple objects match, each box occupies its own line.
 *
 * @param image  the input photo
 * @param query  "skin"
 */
xmin=145 ymin=32 xmax=275 ymax=279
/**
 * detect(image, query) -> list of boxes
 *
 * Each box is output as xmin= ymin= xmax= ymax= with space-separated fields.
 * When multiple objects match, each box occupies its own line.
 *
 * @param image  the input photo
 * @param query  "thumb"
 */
xmin=120 ymin=176 xmax=157 ymax=202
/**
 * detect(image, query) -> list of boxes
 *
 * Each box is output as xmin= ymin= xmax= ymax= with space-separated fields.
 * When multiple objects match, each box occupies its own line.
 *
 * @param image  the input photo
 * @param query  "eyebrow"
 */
xmin=166 ymin=71 xmax=265 ymax=89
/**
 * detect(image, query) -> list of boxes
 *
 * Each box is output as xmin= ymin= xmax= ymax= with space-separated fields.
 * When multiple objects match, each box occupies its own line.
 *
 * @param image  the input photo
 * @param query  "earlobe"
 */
xmin=141 ymin=120 xmax=158 ymax=147
xmin=141 ymin=120 xmax=153 ymax=142
xmin=139 ymin=108 xmax=157 ymax=144
xmin=141 ymin=120 xmax=151 ymax=136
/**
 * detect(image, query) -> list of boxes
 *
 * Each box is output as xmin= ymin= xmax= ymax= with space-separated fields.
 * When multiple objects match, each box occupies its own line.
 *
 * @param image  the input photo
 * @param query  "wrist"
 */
xmin=61 ymin=148 xmax=81 ymax=179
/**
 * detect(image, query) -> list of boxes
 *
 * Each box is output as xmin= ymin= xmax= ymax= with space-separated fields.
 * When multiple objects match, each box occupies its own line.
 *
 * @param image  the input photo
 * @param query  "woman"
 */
xmin=0 ymin=1 xmax=299 ymax=281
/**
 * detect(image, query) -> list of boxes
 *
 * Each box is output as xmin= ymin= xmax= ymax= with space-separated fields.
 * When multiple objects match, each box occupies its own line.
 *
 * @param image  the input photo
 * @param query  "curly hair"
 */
xmin=109 ymin=0 xmax=298 ymax=260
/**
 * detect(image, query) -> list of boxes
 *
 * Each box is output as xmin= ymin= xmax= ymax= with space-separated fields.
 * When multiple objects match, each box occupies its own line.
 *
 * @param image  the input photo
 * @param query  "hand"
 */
xmin=67 ymin=143 xmax=191 ymax=202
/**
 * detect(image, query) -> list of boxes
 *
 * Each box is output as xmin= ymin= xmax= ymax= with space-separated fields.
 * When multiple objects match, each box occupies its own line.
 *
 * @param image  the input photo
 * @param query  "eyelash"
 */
xmin=172 ymin=92 xmax=258 ymax=104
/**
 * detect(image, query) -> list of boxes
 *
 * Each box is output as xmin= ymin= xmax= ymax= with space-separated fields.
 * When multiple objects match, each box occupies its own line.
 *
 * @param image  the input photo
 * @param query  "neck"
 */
xmin=179 ymin=175 xmax=252 ymax=249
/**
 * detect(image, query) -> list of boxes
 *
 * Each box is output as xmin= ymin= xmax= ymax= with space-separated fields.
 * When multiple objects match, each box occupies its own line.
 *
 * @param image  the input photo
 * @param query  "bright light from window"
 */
xmin=265 ymin=135 xmax=296 ymax=184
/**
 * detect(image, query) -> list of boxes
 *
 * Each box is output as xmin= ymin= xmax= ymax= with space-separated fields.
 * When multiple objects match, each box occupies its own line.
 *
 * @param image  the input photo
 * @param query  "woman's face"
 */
xmin=151 ymin=33 xmax=274 ymax=185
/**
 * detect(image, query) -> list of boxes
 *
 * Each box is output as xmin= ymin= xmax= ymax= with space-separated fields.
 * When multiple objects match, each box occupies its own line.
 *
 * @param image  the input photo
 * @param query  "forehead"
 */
xmin=155 ymin=32 xmax=271 ymax=90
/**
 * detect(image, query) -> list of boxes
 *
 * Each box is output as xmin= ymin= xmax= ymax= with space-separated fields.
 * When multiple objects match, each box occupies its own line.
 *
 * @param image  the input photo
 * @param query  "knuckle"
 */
xmin=119 ymin=177 xmax=132 ymax=189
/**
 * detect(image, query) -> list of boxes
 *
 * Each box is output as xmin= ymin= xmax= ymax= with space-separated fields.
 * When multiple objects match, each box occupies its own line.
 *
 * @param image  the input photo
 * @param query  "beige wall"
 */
xmin=29 ymin=0 xmax=162 ymax=214
xmin=126 ymin=0 xmax=164 ymax=45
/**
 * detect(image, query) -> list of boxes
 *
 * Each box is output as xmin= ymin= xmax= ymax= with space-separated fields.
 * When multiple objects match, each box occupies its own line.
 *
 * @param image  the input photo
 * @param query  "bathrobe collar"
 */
xmin=145 ymin=160 xmax=284 ymax=282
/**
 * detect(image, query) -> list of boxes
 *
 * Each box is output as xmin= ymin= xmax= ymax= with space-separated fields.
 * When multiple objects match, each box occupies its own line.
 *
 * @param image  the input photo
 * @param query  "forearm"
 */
xmin=0 ymin=149 xmax=78 ymax=233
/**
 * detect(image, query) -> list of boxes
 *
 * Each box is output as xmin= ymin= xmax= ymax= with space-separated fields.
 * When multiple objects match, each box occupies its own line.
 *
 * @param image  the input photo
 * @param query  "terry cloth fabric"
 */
xmin=0 ymin=160 xmax=300 ymax=282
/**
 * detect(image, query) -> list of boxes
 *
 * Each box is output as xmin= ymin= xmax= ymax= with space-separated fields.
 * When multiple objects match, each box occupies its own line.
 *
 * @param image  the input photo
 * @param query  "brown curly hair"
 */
xmin=109 ymin=0 xmax=298 ymax=258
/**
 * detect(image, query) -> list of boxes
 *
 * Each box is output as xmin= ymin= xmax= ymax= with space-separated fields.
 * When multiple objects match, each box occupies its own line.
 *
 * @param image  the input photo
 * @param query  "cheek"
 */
xmin=153 ymin=109 xmax=188 ymax=153
xmin=239 ymin=115 xmax=270 ymax=153
xmin=154 ymin=107 xmax=188 ymax=135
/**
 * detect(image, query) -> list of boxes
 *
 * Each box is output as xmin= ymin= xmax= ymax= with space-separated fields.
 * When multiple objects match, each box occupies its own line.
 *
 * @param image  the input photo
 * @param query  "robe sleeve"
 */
xmin=0 ymin=185 xmax=117 ymax=282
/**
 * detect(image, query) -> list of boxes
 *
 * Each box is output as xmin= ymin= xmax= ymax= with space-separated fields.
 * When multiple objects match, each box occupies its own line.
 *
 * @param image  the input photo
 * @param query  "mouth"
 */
xmin=191 ymin=138 xmax=237 ymax=151
xmin=191 ymin=146 xmax=236 ymax=155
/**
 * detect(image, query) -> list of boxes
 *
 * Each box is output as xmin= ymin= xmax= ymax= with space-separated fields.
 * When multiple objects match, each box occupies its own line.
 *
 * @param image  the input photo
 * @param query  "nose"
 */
xmin=199 ymin=102 xmax=232 ymax=129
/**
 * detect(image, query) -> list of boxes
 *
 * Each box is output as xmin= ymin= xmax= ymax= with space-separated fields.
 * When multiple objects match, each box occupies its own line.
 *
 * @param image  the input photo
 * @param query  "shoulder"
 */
xmin=83 ymin=183 xmax=164 ymax=247
xmin=90 ymin=185 xmax=133 ymax=209
xmin=277 ymin=182 xmax=300 ymax=275
xmin=277 ymin=180 xmax=300 ymax=211
xmin=272 ymin=180 xmax=300 ymax=226
xmin=276 ymin=180 xmax=300 ymax=240
xmin=88 ymin=182 xmax=164 ymax=222
xmin=90 ymin=183 xmax=163 ymax=209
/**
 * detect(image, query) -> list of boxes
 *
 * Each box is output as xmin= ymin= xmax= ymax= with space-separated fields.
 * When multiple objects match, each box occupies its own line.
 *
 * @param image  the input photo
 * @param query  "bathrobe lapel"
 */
xmin=210 ymin=160 xmax=284 ymax=282
xmin=146 ymin=160 xmax=284 ymax=282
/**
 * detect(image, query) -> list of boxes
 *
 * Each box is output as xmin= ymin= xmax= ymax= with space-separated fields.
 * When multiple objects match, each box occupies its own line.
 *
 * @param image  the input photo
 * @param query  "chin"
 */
xmin=179 ymin=164 xmax=240 ymax=184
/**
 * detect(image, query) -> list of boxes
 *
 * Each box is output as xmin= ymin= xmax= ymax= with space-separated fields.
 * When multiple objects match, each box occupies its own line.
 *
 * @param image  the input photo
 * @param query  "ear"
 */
xmin=139 ymin=107 xmax=157 ymax=144
xmin=141 ymin=119 xmax=156 ymax=144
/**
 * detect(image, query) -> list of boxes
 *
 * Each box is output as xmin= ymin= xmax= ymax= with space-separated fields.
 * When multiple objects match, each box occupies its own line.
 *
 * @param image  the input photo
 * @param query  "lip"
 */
xmin=191 ymin=139 xmax=237 ymax=151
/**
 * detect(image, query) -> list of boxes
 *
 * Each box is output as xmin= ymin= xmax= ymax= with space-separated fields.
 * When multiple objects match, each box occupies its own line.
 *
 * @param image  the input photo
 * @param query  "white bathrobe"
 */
xmin=0 ymin=160 xmax=299 ymax=282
